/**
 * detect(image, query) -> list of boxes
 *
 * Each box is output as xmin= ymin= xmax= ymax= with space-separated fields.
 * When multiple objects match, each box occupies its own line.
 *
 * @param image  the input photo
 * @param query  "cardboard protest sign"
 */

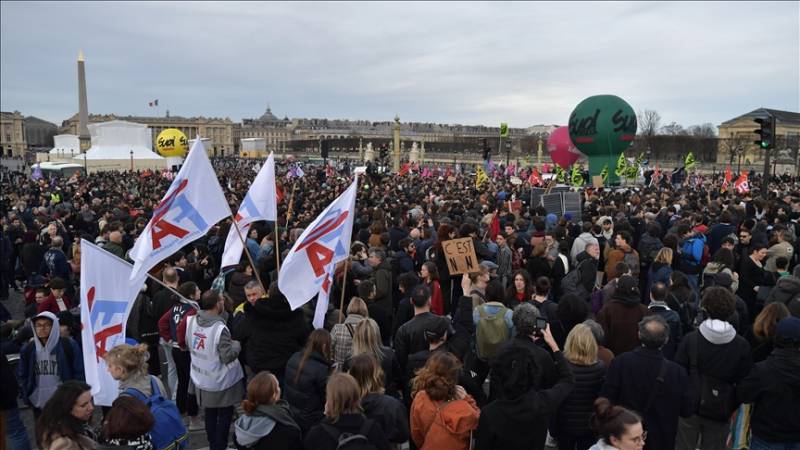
xmin=442 ymin=237 xmax=478 ymax=275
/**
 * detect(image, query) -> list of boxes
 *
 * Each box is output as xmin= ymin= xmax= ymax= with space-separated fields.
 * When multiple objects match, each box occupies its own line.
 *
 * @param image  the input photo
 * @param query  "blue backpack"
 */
xmin=123 ymin=377 xmax=188 ymax=450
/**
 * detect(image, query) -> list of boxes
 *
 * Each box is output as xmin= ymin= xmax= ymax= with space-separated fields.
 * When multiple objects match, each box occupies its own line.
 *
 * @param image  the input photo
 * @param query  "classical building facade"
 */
xmin=59 ymin=112 xmax=235 ymax=156
xmin=0 ymin=111 xmax=27 ymax=157
xmin=25 ymin=116 xmax=58 ymax=152
xmin=239 ymin=107 xmax=293 ymax=152
xmin=717 ymin=108 xmax=800 ymax=168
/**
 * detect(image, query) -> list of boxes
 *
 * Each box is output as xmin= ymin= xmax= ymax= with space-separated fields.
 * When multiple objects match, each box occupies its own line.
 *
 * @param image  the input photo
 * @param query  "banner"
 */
xmin=220 ymin=152 xmax=278 ymax=269
xmin=685 ymin=152 xmax=696 ymax=170
xmin=476 ymin=165 xmax=489 ymax=188
xmin=129 ymin=138 xmax=230 ymax=280
xmin=80 ymin=241 xmax=147 ymax=406
xmin=500 ymin=122 xmax=509 ymax=138
xmin=278 ymin=177 xmax=357 ymax=310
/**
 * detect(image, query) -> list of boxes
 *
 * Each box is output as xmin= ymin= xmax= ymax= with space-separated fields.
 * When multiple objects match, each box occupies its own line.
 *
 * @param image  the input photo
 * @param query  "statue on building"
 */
xmin=364 ymin=141 xmax=375 ymax=162
xmin=409 ymin=141 xmax=420 ymax=163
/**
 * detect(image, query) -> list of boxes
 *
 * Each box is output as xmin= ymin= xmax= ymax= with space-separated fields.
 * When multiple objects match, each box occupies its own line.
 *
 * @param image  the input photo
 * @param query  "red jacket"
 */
xmin=428 ymin=280 xmax=444 ymax=316
xmin=37 ymin=294 xmax=72 ymax=314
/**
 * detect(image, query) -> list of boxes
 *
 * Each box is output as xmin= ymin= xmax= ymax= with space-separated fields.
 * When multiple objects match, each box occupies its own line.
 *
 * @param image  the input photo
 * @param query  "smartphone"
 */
xmin=535 ymin=317 xmax=548 ymax=334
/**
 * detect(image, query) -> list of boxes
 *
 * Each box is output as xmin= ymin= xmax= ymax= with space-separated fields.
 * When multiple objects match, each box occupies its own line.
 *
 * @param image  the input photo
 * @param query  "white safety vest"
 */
xmin=185 ymin=315 xmax=243 ymax=392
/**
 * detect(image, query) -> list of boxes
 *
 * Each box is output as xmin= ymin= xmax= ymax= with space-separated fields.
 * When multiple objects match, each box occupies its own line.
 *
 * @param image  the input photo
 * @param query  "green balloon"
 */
xmin=568 ymin=95 xmax=637 ymax=184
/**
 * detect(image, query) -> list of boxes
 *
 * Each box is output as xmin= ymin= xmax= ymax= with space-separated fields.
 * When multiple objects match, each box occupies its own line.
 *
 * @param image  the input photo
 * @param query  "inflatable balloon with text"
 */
xmin=155 ymin=128 xmax=189 ymax=158
xmin=568 ymin=95 xmax=637 ymax=184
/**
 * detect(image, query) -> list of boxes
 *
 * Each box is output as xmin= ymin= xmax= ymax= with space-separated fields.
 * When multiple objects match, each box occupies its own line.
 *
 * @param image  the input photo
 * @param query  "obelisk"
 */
xmin=77 ymin=50 xmax=90 ymax=152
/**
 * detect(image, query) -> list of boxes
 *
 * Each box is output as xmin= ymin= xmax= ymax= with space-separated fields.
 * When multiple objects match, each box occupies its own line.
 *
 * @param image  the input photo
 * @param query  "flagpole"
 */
xmin=338 ymin=174 xmax=360 ymax=323
xmin=230 ymin=217 xmax=269 ymax=296
xmin=276 ymin=181 xmax=297 ymax=272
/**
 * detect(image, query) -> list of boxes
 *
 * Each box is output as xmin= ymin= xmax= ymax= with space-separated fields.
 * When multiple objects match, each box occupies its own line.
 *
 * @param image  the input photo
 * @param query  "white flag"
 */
xmin=129 ymin=138 xmax=230 ymax=280
xmin=278 ymin=176 xmax=357 ymax=310
xmin=313 ymin=263 xmax=335 ymax=329
xmin=80 ymin=241 xmax=147 ymax=406
xmin=220 ymin=152 xmax=278 ymax=269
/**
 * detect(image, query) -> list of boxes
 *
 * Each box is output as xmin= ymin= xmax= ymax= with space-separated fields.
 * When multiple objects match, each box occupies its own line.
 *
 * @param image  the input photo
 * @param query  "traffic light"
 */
xmin=754 ymin=117 xmax=775 ymax=149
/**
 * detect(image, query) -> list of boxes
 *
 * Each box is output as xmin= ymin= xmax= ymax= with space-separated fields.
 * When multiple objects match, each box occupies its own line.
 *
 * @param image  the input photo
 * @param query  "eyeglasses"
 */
xmin=631 ymin=431 xmax=648 ymax=445
xmin=34 ymin=323 xmax=53 ymax=329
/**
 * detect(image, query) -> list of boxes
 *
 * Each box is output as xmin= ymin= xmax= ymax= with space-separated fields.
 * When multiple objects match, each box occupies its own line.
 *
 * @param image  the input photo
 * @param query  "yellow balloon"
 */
xmin=156 ymin=129 xmax=188 ymax=157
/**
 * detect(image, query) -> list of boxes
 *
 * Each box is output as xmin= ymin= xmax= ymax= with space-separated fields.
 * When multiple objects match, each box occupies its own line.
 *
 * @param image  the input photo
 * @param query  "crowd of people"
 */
xmin=1 ymin=156 xmax=800 ymax=450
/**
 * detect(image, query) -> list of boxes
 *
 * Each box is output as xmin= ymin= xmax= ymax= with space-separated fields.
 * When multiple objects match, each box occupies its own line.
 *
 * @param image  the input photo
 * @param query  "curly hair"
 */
xmin=411 ymin=351 xmax=461 ymax=402
xmin=104 ymin=343 xmax=149 ymax=379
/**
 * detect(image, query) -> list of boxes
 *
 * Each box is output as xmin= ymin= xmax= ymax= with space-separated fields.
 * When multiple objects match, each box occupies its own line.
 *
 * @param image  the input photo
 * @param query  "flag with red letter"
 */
xmin=220 ymin=152 xmax=278 ymax=269
xmin=129 ymin=138 xmax=229 ymax=280
xmin=734 ymin=172 xmax=749 ymax=194
xmin=722 ymin=166 xmax=732 ymax=192
xmin=279 ymin=177 xmax=357 ymax=310
xmin=528 ymin=167 xmax=542 ymax=186
xmin=398 ymin=163 xmax=410 ymax=176
xmin=80 ymin=241 xmax=147 ymax=406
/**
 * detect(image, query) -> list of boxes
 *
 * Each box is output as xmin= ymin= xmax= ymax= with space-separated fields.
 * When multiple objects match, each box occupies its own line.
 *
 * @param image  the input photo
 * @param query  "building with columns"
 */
xmin=717 ymin=108 xmax=800 ymax=169
xmin=59 ymin=112 xmax=235 ymax=157
xmin=239 ymin=107 xmax=293 ymax=152
xmin=0 ymin=111 xmax=27 ymax=157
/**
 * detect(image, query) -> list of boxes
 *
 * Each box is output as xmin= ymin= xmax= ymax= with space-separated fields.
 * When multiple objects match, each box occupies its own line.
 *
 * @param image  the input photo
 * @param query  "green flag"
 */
xmin=615 ymin=153 xmax=627 ymax=177
xmin=555 ymin=165 xmax=566 ymax=183
xmin=601 ymin=164 xmax=609 ymax=183
xmin=500 ymin=123 xmax=509 ymax=138
xmin=685 ymin=152 xmax=696 ymax=170
xmin=571 ymin=164 xmax=583 ymax=187
xmin=625 ymin=161 xmax=638 ymax=179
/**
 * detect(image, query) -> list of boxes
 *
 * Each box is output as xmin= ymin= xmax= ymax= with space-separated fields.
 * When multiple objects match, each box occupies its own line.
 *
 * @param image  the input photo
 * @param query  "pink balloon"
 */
xmin=547 ymin=126 xmax=583 ymax=170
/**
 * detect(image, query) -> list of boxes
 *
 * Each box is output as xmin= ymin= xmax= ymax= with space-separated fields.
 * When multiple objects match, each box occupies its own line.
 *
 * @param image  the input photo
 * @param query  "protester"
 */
xmin=330 ymin=297 xmax=368 ymax=366
xmin=98 ymin=396 xmax=155 ymax=450
xmin=588 ymin=398 xmax=645 ymax=450
xmin=284 ymin=329 xmax=332 ymax=434
xmin=234 ymin=371 xmax=302 ymax=450
xmin=348 ymin=353 xmax=410 ymax=447
xmin=35 ymin=381 xmax=96 ymax=450
xmin=410 ymin=351 xmax=480 ymax=450
xmin=346 ymin=318 xmax=401 ymax=397
xmin=597 ymin=275 xmax=649 ymax=355
xmin=303 ymin=372 xmax=391 ymax=450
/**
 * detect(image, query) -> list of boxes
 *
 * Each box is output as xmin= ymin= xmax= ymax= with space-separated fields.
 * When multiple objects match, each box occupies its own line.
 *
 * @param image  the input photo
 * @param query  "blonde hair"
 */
xmin=564 ymin=324 xmax=598 ymax=366
xmin=325 ymin=373 xmax=363 ymax=422
xmin=104 ymin=343 xmax=149 ymax=379
xmin=352 ymin=318 xmax=385 ymax=360
xmin=653 ymin=247 xmax=673 ymax=265
xmin=346 ymin=297 xmax=369 ymax=317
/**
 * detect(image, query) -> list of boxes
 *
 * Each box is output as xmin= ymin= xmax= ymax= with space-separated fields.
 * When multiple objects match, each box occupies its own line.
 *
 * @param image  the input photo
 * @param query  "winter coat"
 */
xmin=234 ymin=401 xmax=302 ymax=450
xmin=233 ymin=297 xmax=309 ymax=374
xmin=637 ymin=233 xmax=663 ymax=271
xmin=304 ymin=413 xmax=391 ymax=450
xmin=737 ymin=348 xmax=800 ymax=443
xmin=330 ymin=314 xmax=366 ymax=366
xmin=410 ymin=390 xmax=479 ymax=450
xmin=596 ymin=295 xmax=649 ymax=356
xmin=605 ymin=247 xmax=639 ymax=279
xmin=343 ymin=347 xmax=402 ymax=398
xmin=646 ymin=263 xmax=672 ymax=298
xmin=674 ymin=321 xmax=753 ymax=419
xmin=570 ymin=232 xmax=599 ymax=266
xmin=370 ymin=259 xmax=394 ymax=311
xmin=600 ymin=347 xmax=694 ymax=450
xmin=283 ymin=350 xmax=331 ymax=433
xmin=556 ymin=361 xmax=606 ymax=438
xmin=708 ymin=222 xmax=736 ymax=256
xmin=476 ymin=351 xmax=575 ymax=450
xmin=394 ymin=312 xmax=450 ymax=370
xmin=490 ymin=336 xmax=558 ymax=401
xmin=647 ymin=303 xmax=682 ymax=360
xmin=227 ymin=271 xmax=254 ymax=306
xmin=362 ymin=393 xmax=410 ymax=444
xmin=765 ymin=275 xmax=800 ymax=317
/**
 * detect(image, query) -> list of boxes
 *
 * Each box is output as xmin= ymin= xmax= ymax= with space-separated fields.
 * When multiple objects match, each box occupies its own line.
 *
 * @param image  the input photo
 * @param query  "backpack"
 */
xmin=689 ymin=333 xmax=737 ymax=422
xmin=562 ymin=259 xmax=593 ymax=300
xmin=475 ymin=302 xmax=511 ymax=360
xmin=123 ymin=377 xmax=188 ymax=450
xmin=321 ymin=420 xmax=377 ymax=450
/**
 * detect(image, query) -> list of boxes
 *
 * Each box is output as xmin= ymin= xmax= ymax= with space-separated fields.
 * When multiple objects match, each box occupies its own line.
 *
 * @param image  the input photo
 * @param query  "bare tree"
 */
xmin=719 ymin=133 xmax=751 ymax=170
xmin=637 ymin=110 xmax=661 ymax=137
xmin=661 ymin=122 xmax=687 ymax=136
xmin=688 ymin=123 xmax=717 ymax=138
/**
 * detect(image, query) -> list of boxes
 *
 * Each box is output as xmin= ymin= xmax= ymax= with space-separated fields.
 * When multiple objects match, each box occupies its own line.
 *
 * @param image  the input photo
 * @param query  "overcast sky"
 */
xmin=1 ymin=1 xmax=798 ymax=130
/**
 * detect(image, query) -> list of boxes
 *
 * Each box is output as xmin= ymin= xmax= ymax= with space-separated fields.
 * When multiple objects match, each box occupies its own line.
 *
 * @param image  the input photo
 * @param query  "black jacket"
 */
xmin=233 ymin=298 xmax=310 ymax=374
xmin=304 ymin=414 xmax=391 ymax=450
xmin=0 ymin=353 xmax=19 ymax=410
xmin=737 ymin=348 xmax=800 ymax=443
xmin=556 ymin=361 xmax=606 ymax=437
xmin=284 ymin=350 xmax=331 ymax=433
xmin=234 ymin=402 xmax=302 ymax=450
xmin=475 ymin=352 xmax=574 ymax=450
xmin=600 ymin=347 xmax=694 ymax=450
xmin=394 ymin=312 xmax=450 ymax=370
xmin=342 ymin=346 xmax=401 ymax=398
xmin=362 ymin=393 xmax=410 ymax=444
xmin=674 ymin=330 xmax=753 ymax=419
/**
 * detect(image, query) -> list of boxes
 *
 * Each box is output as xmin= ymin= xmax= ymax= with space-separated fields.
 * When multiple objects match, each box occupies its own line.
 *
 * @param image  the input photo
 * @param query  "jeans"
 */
xmin=204 ymin=406 xmax=234 ymax=450
xmin=751 ymin=435 xmax=800 ymax=450
xmin=160 ymin=341 xmax=178 ymax=400
xmin=2 ymin=407 xmax=32 ymax=450
xmin=171 ymin=348 xmax=198 ymax=416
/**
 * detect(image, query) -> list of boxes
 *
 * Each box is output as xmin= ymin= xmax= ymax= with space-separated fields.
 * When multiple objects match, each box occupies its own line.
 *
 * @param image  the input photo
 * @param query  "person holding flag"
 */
xmin=278 ymin=175 xmax=359 ymax=329
xmin=528 ymin=166 xmax=542 ymax=186
xmin=128 ymin=138 xmax=230 ymax=282
xmin=721 ymin=165 xmax=732 ymax=192
xmin=220 ymin=152 xmax=278 ymax=271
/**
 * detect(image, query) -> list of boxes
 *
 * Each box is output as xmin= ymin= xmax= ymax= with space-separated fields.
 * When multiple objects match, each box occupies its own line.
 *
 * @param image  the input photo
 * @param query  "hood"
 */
xmin=577 ymin=232 xmax=599 ymax=247
xmin=235 ymin=415 xmax=275 ymax=446
xmin=769 ymin=348 xmax=800 ymax=384
xmin=699 ymin=319 xmax=736 ymax=345
xmin=195 ymin=310 xmax=226 ymax=327
xmin=31 ymin=311 xmax=60 ymax=353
